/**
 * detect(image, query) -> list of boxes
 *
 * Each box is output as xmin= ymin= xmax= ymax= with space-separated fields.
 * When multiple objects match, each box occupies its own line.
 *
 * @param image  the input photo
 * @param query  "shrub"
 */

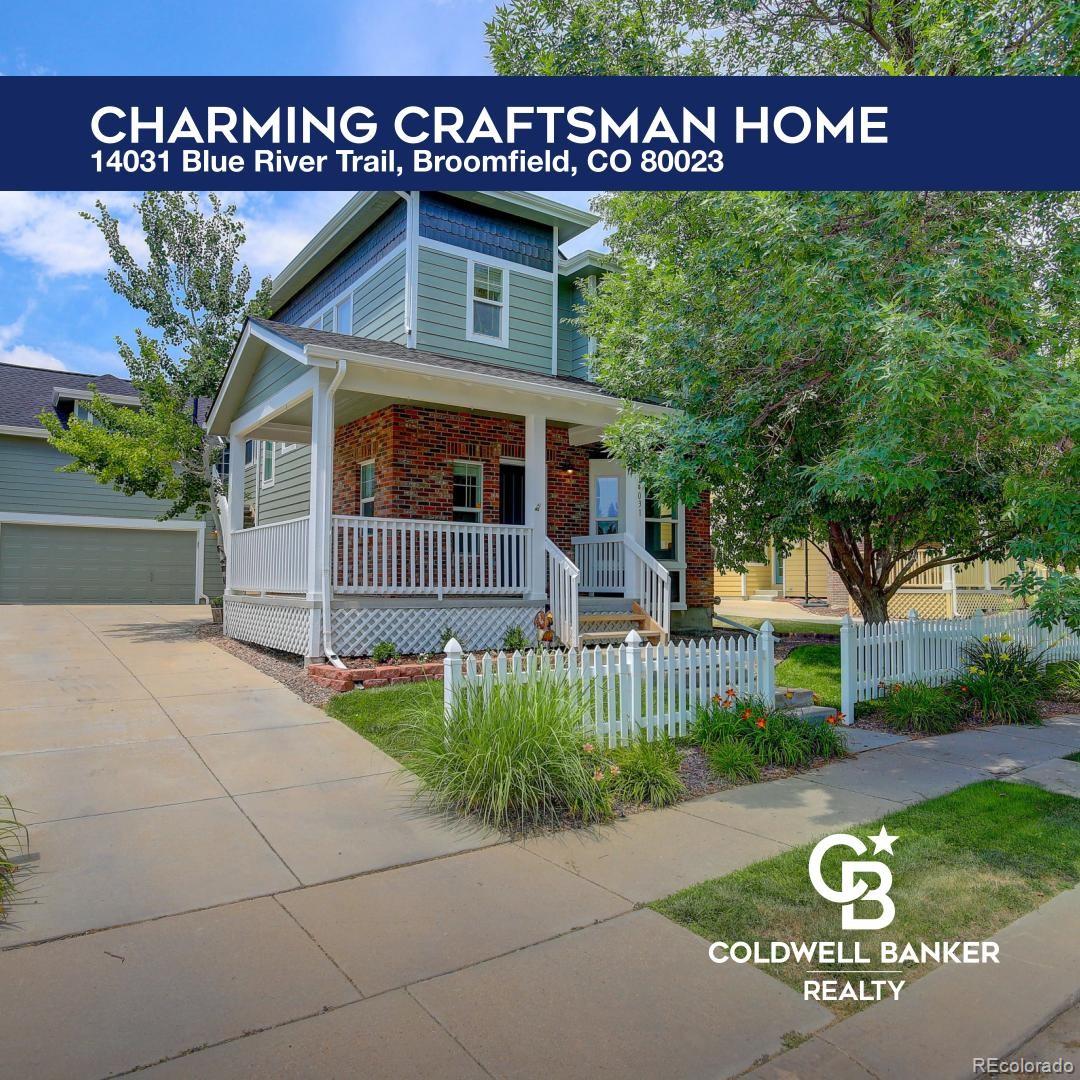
xmin=1043 ymin=660 xmax=1080 ymax=702
xmin=956 ymin=672 xmax=1041 ymax=725
xmin=502 ymin=625 xmax=531 ymax=652
xmin=694 ymin=694 xmax=846 ymax=779
xmin=398 ymin=675 xmax=612 ymax=831
xmin=881 ymin=681 xmax=965 ymax=734
xmin=960 ymin=634 xmax=1045 ymax=689
xmin=708 ymin=742 xmax=761 ymax=783
xmin=439 ymin=625 xmax=460 ymax=651
xmin=0 ymin=795 xmax=27 ymax=920
xmin=607 ymin=735 xmax=685 ymax=808
xmin=371 ymin=640 xmax=399 ymax=664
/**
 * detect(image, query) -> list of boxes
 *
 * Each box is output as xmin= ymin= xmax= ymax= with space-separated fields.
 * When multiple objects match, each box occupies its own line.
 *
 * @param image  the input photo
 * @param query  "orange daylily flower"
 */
xmin=742 ymin=709 xmax=753 ymax=720
xmin=756 ymin=718 xmax=767 ymax=729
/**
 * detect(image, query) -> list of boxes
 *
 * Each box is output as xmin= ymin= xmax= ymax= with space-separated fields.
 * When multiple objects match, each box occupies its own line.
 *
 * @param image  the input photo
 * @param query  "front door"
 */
xmin=499 ymin=462 xmax=525 ymax=525
xmin=589 ymin=459 xmax=625 ymax=536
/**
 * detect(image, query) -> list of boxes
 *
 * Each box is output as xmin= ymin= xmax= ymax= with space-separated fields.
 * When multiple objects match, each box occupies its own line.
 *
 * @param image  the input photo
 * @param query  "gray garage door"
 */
xmin=0 ymin=523 xmax=196 ymax=603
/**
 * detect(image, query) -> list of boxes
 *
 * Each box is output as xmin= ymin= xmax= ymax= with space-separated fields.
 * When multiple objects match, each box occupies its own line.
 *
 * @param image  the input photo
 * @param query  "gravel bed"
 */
xmin=194 ymin=624 xmax=334 ymax=707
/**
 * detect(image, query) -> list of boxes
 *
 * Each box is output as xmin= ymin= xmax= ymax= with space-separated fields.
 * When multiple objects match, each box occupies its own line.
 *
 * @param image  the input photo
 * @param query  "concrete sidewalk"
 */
xmin=2 ymin=606 xmax=1078 ymax=1078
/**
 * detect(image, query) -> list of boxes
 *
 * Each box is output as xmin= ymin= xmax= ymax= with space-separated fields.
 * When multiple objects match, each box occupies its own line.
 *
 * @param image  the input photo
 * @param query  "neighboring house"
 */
xmin=715 ymin=542 xmax=1023 ymax=618
xmin=0 ymin=363 xmax=222 ymax=604
xmin=208 ymin=190 xmax=714 ymax=659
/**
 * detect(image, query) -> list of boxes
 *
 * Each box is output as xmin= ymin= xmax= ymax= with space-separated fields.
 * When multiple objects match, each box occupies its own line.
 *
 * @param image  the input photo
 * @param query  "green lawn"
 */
xmin=775 ymin=643 xmax=842 ymax=708
xmin=325 ymin=681 xmax=439 ymax=759
xmin=718 ymin=617 xmax=841 ymax=637
xmin=653 ymin=781 xmax=1080 ymax=1016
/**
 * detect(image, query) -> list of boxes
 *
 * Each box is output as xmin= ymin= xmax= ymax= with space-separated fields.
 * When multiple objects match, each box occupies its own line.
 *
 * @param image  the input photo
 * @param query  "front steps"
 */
xmin=749 ymin=589 xmax=781 ymax=600
xmin=577 ymin=609 xmax=662 ymax=645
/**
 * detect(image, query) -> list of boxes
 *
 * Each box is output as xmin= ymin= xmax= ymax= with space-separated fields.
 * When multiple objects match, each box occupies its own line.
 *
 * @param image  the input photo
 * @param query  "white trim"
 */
xmin=465 ymin=258 xmax=510 ymax=349
xmin=260 ymin=440 xmax=276 ymax=489
xmin=52 ymin=387 xmax=141 ymax=408
xmin=0 ymin=512 xmax=204 ymax=532
xmin=419 ymin=238 xmax=553 ymax=281
xmin=551 ymin=224 xmax=559 ymax=376
xmin=559 ymin=249 xmax=611 ymax=278
xmin=0 ymin=424 xmax=48 ymax=439
xmin=404 ymin=192 xmax=419 ymax=347
xmin=451 ymin=459 xmax=483 ymax=522
xmin=228 ymin=366 xmax=318 ymax=439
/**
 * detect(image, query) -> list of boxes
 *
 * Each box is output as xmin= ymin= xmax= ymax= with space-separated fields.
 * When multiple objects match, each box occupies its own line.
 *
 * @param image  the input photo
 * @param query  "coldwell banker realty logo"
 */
xmin=709 ymin=828 xmax=1002 ymax=1004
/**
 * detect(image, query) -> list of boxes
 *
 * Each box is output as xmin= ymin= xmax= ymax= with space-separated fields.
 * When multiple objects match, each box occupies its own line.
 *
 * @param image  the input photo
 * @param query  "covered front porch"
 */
xmin=212 ymin=321 xmax=676 ymax=658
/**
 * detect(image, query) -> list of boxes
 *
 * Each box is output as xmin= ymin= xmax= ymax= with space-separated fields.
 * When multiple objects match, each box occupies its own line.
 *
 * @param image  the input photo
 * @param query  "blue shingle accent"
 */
xmin=275 ymin=201 xmax=407 ymax=325
xmin=418 ymin=193 xmax=553 ymax=271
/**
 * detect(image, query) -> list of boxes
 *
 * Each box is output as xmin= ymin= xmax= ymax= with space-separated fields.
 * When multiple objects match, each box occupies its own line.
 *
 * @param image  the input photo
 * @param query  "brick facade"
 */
xmin=331 ymin=405 xmax=713 ymax=616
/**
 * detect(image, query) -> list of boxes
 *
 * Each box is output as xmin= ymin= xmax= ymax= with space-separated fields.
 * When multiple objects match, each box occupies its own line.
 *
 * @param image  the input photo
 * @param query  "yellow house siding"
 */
xmin=714 ymin=563 xmax=773 ymax=598
xmin=783 ymin=542 xmax=830 ymax=598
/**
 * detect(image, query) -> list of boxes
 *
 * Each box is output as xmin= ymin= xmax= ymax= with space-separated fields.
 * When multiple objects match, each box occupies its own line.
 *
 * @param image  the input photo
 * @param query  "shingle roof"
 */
xmin=0 ymin=363 xmax=136 ymax=430
xmin=250 ymin=318 xmax=616 ymax=400
xmin=0 ymin=362 xmax=213 ymax=430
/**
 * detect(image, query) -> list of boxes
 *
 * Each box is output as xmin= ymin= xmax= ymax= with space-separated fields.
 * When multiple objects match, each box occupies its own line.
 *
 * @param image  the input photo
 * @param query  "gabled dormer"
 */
xmin=268 ymin=191 xmax=600 ymax=380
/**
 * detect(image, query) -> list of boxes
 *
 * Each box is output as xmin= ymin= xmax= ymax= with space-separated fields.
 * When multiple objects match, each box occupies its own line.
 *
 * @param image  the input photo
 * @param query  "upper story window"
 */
xmin=359 ymin=460 xmax=376 ymax=517
xmin=310 ymin=293 xmax=353 ymax=335
xmin=73 ymin=401 xmax=96 ymax=425
xmin=452 ymin=461 xmax=482 ymax=523
xmin=260 ymin=441 xmax=275 ymax=488
xmin=244 ymin=439 xmax=255 ymax=465
xmin=467 ymin=261 xmax=508 ymax=347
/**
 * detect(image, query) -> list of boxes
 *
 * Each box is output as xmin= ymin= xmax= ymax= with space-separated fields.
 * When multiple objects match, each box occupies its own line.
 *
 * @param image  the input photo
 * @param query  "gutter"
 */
xmin=321 ymin=358 xmax=349 ymax=668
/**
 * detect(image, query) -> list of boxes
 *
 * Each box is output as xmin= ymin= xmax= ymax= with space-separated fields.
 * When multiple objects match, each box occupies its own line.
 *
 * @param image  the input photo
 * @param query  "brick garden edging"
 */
xmin=306 ymin=661 xmax=444 ymax=693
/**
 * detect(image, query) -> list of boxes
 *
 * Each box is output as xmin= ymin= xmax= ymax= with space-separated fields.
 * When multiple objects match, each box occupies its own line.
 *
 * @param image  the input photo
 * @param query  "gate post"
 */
xmin=757 ymin=620 xmax=775 ymax=706
xmin=624 ymin=629 xmax=643 ymax=737
xmin=906 ymin=609 xmax=923 ymax=683
xmin=840 ymin=614 xmax=856 ymax=724
xmin=443 ymin=637 xmax=463 ymax=722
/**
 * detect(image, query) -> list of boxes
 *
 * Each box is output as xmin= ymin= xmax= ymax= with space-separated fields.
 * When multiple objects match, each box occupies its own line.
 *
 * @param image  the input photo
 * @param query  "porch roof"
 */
xmin=208 ymin=317 xmax=669 ymax=437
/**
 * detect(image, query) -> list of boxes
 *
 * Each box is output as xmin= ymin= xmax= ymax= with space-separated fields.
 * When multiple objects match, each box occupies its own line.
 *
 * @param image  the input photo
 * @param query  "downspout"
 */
xmin=321 ymin=358 xmax=349 ymax=668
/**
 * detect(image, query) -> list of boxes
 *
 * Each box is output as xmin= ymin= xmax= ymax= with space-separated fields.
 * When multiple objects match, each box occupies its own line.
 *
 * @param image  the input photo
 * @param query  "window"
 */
xmin=309 ymin=292 xmax=353 ymax=335
xmin=644 ymin=496 xmax=680 ymax=561
xmin=73 ymin=401 xmax=95 ymax=425
xmin=594 ymin=476 xmax=621 ymax=535
xmin=244 ymin=439 xmax=255 ymax=465
xmin=359 ymin=460 xmax=376 ymax=517
xmin=452 ymin=462 xmax=482 ymax=523
xmin=467 ymin=261 xmax=507 ymax=346
xmin=260 ymin=441 xmax=275 ymax=488
xmin=215 ymin=441 xmax=230 ymax=479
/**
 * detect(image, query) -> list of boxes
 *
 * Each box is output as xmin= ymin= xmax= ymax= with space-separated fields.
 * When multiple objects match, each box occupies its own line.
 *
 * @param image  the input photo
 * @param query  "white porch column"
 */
xmin=225 ymin=433 xmax=245 ymax=591
xmin=625 ymin=470 xmax=647 ymax=600
xmin=524 ymin=413 xmax=547 ymax=601
xmin=305 ymin=369 xmax=335 ymax=656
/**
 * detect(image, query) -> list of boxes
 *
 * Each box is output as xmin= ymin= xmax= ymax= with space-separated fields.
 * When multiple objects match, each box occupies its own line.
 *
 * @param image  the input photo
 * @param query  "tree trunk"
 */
xmin=851 ymin=586 xmax=890 ymax=624
xmin=826 ymin=523 xmax=893 ymax=624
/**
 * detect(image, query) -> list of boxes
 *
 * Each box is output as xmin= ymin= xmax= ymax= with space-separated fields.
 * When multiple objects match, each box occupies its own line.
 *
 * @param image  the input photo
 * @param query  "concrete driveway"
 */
xmin=2 ymin=605 xmax=1077 ymax=1079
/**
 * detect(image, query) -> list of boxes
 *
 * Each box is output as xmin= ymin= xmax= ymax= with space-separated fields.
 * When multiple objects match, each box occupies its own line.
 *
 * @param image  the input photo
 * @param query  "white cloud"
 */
xmin=231 ymin=191 xmax=353 ymax=279
xmin=0 ymin=308 xmax=69 ymax=371
xmin=0 ymin=191 xmax=145 ymax=277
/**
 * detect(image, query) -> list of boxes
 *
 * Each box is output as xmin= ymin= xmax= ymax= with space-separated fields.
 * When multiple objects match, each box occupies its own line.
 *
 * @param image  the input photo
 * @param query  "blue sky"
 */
xmin=0 ymin=1 xmax=601 ymax=377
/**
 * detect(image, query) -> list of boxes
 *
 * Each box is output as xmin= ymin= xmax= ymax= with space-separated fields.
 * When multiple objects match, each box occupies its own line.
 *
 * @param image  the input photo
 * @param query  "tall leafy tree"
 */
xmin=40 ymin=193 xmax=271 ymax=574
xmin=488 ymin=0 xmax=1079 ymax=625
xmin=487 ymin=0 xmax=1079 ymax=77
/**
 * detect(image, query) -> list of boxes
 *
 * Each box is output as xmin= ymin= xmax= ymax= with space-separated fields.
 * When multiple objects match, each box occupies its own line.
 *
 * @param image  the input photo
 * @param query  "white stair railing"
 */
xmin=623 ymin=535 xmax=671 ymax=640
xmin=545 ymin=538 xmax=580 ymax=647
xmin=572 ymin=533 xmax=625 ymax=592
xmin=333 ymin=516 xmax=531 ymax=596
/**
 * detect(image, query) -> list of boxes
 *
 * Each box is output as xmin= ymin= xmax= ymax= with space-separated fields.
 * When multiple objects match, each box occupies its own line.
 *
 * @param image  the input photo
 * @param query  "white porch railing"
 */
xmin=573 ymin=533 xmax=625 ymax=593
xmin=545 ymin=538 xmax=580 ymax=647
xmin=573 ymin=532 xmax=671 ymax=639
xmin=333 ymin=516 xmax=532 ymax=596
xmin=229 ymin=515 xmax=309 ymax=594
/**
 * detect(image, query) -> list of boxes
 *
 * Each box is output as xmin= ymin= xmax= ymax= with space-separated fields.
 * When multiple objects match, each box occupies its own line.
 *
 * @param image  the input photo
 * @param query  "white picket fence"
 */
xmin=840 ymin=608 xmax=1080 ymax=719
xmin=442 ymin=626 xmax=775 ymax=747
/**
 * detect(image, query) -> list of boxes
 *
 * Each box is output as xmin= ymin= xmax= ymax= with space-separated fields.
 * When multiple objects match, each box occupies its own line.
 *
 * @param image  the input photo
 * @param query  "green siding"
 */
xmin=416 ymin=246 xmax=554 ymax=374
xmin=237 ymin=346 xmax=306 ymax=416
xmin=557 ymin=277 xmax=594 ymax=380
xmin=0 ymin=435 xmax=222 ymax=598
xmin=353 ymin=250 xmax=407 ymax=344
xmin=257 ymin=444 xmax=311 ymax=524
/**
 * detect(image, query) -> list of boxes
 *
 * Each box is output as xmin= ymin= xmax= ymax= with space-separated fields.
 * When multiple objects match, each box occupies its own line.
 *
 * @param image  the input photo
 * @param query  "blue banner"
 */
xmin=1 ymin=76 xmax=1075 ymax=190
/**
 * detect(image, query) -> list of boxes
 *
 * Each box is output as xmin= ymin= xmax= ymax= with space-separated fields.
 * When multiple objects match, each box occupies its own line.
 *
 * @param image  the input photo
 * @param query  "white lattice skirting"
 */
xmin=224 ymin=599 xmax=313 ymax=655
xmin=332 ymin=604 xmax=540 ymax=656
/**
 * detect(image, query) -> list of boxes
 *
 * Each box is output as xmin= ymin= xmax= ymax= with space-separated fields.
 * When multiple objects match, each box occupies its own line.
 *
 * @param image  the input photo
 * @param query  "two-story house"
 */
xmin=207 ymin=191 xmax=714 ymax=660
xmin=0 ymin=363 xmax=221 ymax=603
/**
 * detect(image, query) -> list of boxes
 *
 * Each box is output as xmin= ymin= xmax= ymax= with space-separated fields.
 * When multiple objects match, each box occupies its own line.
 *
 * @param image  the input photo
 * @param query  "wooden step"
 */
xmin=578 ymin=629 xmax=663 ymax=644
xmin=578 ymin=612 xmax=648 ymax=625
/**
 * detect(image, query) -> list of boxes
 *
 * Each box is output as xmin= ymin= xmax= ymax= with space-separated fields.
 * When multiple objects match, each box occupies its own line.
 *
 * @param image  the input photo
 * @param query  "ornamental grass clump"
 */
xmin=953 ymin=633 xmax=1046 ymax=725
xmin=0 ymin=795 xmax=27 ymax=920
xmin=605 ymin=735 xmax=685 ymax=808
xmin=881 ymin=680 xmax=965 ymax=734
xmin=693 ymin=692 xmax=846 ymax=781
xmin=399 ymin=676 xmax=612 ymax=831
